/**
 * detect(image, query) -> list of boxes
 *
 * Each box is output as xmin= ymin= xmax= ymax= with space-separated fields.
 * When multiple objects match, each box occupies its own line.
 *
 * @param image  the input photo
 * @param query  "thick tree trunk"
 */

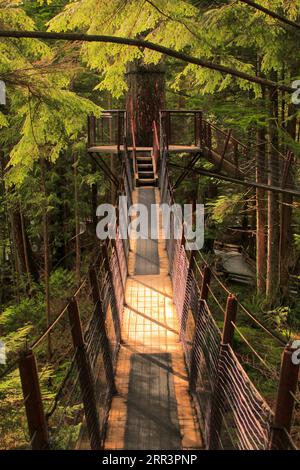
xmin=266 ymin=85 xmax=280 ymax=306
xmin=126 ymin=61 xmax=165 ymax=146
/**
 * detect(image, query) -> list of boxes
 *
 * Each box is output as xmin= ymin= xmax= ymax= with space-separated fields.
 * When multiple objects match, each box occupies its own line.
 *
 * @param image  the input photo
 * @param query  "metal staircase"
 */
xmin=136 ymin=152 xmax=157 ymax=187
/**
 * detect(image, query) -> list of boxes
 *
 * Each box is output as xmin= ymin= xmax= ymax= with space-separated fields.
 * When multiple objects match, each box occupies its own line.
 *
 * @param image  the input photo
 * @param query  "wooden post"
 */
xmin=200 ymin=264 xmax=211 ymax=301
xmin=208 ymin=295 xmax=237 ymax=449
xmin=19 ymin=349 xmax=49 ymax=450
xmin=189 ymin=299 xmax=205 ymax=392
xmin=89 ymin=115 xmax=96 ymax=146
xmin=167 ymin=111 xmax=171 ymax=148
xmin=180 ymin=251 xmax=195 ymax=339
xmin=87 ymin=116 xmax=91 ymax=147
xmin=195 ymin=111 xmax=202 ymax=148
xmin=117 ymin=110 xmax=121 ymax=153
xmin=67 ymin=297 xmax=102 ymax=450
xmin=111 ymin=237 xmax=126 ymax=295
xmin=89 ymin=265 xmax=101 ymax=306
xmin=269 ymin=345 xmax=300 ymax=450
xmin=222 ymin=294 xmax=238 ymax=345
xmin=89 ymin=267 xmax=117 ymax=395
xmin=101 ymin=243 xmax=121 ymax=344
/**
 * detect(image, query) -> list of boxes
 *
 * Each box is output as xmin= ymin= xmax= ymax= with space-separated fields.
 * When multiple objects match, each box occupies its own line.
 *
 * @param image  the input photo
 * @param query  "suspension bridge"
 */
xmin=1 ymin=109 xmax=299 ymax=451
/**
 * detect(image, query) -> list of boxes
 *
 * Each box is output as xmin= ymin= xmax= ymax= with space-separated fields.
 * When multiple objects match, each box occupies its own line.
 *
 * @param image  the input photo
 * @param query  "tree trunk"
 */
xmin=11 ymin=210 xmax=39 ymax=283
xmin=108 ymin=93 xmax=117 ymax=204
xmin=266 ymin=84 xmax=280 ymax=306
xmin=126 ymin=61 xmax=165 ymax=146
xmin=40 ymin=157 xmax=52 ymax=360
xmin=91 ymin=158 xmax=98 ymax=233
xmin=279 ymin=103 xmax=296 ymax=299
xmin=74 ymin=153 xmax=81 ymax=285
xmin=256 ymin=120 xmax=267 ymax=294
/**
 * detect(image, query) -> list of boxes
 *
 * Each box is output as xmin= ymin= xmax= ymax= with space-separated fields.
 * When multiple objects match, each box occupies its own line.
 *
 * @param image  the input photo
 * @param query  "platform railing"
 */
xmin=87 ymin=110 xmax=126 ymax=151
xmin=152 ymin=120 xmax=160 ymax=177
xmin=160 ymin=109 xmax=202 ymax=149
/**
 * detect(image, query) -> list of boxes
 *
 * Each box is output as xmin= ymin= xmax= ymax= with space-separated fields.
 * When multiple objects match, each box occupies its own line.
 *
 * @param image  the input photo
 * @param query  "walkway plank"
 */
xmin=104 ymin=188 xmax=202 ymax=450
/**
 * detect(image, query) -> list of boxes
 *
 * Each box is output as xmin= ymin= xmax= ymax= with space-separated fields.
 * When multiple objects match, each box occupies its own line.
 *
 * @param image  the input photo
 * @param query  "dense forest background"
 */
xmin=0 ymin=0 xmax=300 ymax=448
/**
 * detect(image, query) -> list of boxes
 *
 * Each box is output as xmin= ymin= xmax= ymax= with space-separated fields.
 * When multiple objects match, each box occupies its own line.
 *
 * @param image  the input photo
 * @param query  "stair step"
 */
xmin=138 ymin=171 xmax=154 ymax=178
xmin=137 ymin=156 xmax=152 ymax=162
xmin=137 ymin=178 xmax=157 ymax=187
xmin=138 ymin=164 xmax=153 ymax=169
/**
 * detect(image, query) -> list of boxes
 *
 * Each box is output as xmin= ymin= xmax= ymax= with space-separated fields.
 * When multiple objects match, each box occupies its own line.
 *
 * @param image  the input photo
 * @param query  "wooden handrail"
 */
xmin=152 ymin=120 xmax=160 ymax=176
xmin=130 ymin=115 xmax=138 ymax=183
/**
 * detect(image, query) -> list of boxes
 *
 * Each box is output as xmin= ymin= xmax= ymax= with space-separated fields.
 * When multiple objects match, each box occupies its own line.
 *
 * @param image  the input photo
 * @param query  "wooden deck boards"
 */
xmin=104 ymin=188 xmax=203 ymax=450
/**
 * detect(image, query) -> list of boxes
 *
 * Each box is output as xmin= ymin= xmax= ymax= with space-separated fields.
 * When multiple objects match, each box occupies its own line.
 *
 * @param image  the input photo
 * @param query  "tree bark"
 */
xmin=126 ymin=61 xmax=165 ymax=146
xmin=40 ymin=156 xmax=52 ymax=360
xmin=108 ymin=94 xmax=117 ymax=204
xmin=74 ymin=153 xmax=81 ymax=285
xmin=11 ymin=210 xmax=39 ymax=283
xmin=266 ymin=85 xmax=280 ymax=306
xmin=256 ymin=115 xmax=267 ymax=294
xmin=279 ymin=103 xmax=296 ymax=299
xmin=91 ymin=157 xmax=98 ymax=233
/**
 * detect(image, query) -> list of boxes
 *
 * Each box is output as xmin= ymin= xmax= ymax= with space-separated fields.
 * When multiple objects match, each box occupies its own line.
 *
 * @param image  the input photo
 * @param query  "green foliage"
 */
xmin=208 ymin=193 xmax=244 ymax=225
xmin=264 ymin=306 xmax=291 ymax=337
xmin=0 ymin=299 xmax=43 ymax=334
xmin=49 ymin=268 xmax=76 ymax=298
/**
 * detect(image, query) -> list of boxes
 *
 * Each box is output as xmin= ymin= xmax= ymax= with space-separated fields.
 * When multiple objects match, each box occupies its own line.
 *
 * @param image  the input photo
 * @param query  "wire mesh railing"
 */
xmin=159 ymin=140 xmax=299 ymax=450
xmin=88 ymin=110 xmax=126 ymax=151
xmin=159 ymin=110 xmax=299 ymax=194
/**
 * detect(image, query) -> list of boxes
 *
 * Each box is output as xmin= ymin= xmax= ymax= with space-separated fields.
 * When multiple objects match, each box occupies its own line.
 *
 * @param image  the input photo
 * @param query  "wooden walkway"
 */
xmin=104 ymin=188 xmax=202 ymax=450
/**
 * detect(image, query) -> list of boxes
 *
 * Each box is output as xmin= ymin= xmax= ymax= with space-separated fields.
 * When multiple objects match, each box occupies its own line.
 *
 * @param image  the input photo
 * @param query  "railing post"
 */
xmin=111 ymin=237 xmax=126 ymax=296
xmin=180 ymin=251 xmax=195 ymax=339
xmin=208 ymin=294 xmax=237 ymax=449
xmin=117 ymin=111 xmax=121 ymax=153
xmin=189 ymin=299 xmax=204 ymax=393
xmin=167 ymin=111 xmax=171 ymax=149
xmin=222 ymin=294 xmax=238 ymax=345
xmin=101 ymin=243 xmax=122 ymax=344
xmin=87 ymin=116 xmax=91 ymax=147
xmin=208 ymin=124 xmax=212 ymax=151
xmin=89 ymin=115 xmax=96 ymax=146
xmin=67 ymin=297 xmax=102 ymax=450
xmin=218 ymin=129 xmax=232 ymax=172
xmin=200 ymin=264 xmax=211 ymax=301
xmin=194 ymin=111 xmax=201 ymax=148
xmin=269 ymin=345 xmax=300 ymax=450
xmin=89 ymin=267 xmax=117 ymax=395
xmin=19 ymin=349 xmax=49 ymax=450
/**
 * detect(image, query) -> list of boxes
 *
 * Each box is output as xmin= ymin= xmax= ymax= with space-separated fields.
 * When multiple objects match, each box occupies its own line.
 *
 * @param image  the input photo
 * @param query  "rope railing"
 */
xmin=0 ymin=157 xmax=132 ymax=450
xmin=196 ymin=249 xmax=287 ymax=347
